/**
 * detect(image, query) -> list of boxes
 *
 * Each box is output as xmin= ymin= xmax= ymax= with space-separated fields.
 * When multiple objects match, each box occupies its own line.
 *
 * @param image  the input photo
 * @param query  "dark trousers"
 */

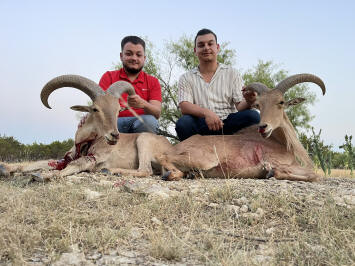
xmin=175 ymin=109 xmax=260 ymax=141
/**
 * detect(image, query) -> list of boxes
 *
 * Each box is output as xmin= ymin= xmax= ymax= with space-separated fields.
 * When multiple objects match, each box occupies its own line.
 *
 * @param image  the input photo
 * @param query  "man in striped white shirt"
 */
xmin=175 ymin=29 xmax=260 ymax=141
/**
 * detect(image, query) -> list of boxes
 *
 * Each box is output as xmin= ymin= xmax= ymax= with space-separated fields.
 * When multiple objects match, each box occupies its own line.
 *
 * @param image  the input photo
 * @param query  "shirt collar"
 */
xmin=192 ymin=63 xmax=227 ymax=76
xmin=119 ymin=68 xmax=145 ymax=84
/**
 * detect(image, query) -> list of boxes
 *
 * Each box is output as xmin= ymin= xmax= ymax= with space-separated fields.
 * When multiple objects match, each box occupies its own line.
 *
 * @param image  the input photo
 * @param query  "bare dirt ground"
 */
xmin=0 ymin=171 xmax=354 ymax=265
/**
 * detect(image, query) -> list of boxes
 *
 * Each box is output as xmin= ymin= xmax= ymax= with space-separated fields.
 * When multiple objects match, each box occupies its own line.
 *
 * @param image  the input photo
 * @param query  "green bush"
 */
xmin=0 ymin=135 xmax=73 ymax=162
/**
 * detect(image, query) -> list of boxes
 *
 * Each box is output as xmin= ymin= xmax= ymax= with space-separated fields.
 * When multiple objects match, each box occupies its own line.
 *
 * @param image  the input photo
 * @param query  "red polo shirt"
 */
xmin=99 ymin=68 xmax=162 ymax=117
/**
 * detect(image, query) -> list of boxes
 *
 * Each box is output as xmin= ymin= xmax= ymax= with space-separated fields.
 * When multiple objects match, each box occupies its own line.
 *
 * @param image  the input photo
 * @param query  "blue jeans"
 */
xmin=118 ymin=115 xmax=159 ymax=133
xmin=175 ymin=110 xmax=260 ymax=141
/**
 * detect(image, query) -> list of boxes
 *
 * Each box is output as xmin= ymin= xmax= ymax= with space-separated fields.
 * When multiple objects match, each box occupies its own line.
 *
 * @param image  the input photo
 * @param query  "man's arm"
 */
xmin=127 ymin=96 xmax=161 ymax=119
xmin=179 ymin=101 xmax=223 ymax=131
xmin=127 ymin=76 xmax=162 ymax=119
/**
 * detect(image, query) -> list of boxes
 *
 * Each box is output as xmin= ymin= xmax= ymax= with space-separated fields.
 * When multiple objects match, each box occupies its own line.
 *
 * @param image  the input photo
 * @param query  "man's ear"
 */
xmin=285 ymin=98 xmax=306 ymax=108
xmin=70 ymin=105 xmax=91 ymax=112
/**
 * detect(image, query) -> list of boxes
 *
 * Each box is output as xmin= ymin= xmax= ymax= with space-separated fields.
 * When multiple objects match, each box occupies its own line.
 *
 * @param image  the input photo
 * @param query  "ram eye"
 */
xmin=279 ymin=101 xmax=284 ymax=105
xmin=92 ymin=108 xmax=99 ymax=112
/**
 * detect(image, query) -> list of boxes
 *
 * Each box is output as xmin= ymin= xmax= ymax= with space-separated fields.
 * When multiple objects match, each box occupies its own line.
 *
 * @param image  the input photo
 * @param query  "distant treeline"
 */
xmin=0 ymin=135 xmax=73 ymax=162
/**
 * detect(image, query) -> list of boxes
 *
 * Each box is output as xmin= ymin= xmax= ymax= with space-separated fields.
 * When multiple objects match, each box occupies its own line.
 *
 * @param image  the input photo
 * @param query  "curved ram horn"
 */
xmin=275 ymin=73 xmax=326 ymax=95
xmin=41 ymin=75 xmax=105 ymax=109
xmin=105 ymin=81 xmax=136 ymax=98
xmin=243 ymin=82 xmax=270 ymax=95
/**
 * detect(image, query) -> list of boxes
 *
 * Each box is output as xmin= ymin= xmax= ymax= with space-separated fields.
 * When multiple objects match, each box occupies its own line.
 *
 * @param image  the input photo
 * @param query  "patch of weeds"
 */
xmin=149 ymin=230 xmax=183 ymax=261
xmin=208 ymin=184 xmax=238 ymax=203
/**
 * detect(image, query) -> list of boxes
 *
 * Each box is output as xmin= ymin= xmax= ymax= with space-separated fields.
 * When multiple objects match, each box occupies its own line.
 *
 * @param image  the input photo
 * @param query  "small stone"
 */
xmin=123 ymin=181 xmax=145 ymax=192
xmin=240 ymin=205 xmax=249 ymax=213
xmin=226 ymin=204 xmax=240 ymax=215
xmin=343 ymin=195 xmax=355 ymax=206
xmin=148 ymin=190 xmax=170 ymax=199
xmin=151 ymin=217 xmax=162 ymax=226
xmin=208 ymin=203 xmax=219 ymax=208
xmin=67 ymin=175 xmax=85 ymax=183
xmin=86 ymin=252 xmax=102 ymax=260
xmin=99 ymin=180 xmax=114 ymax=186
xmin=129 ymin=227 xmax=142 ymax=238
xmin=84 ymin=189 xmax=102 ymax=200
xmin=243 ymin=213 xmax=260 ymax=219
xmin=256 ymin=208 xmax=265 ymax=217
xmin=53 ymin=244 xmax=94 ymax=266
xmin=144 ymin=184 xmax=171 ymax=199
xmin=239 ymin=196 xmax=248 ymax=204
xmin=265 ymin=227 xmax=275 ymax=235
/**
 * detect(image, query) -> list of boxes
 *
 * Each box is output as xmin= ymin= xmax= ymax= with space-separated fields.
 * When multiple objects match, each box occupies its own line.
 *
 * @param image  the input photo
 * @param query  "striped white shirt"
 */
xmin=178 ymin=64 xmax=244 ymax=120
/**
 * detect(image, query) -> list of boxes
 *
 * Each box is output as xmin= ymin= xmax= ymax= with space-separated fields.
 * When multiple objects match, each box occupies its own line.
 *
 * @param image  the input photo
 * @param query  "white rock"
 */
xmin=226 ymin=204 xmax=240 ymax=214
xmin=99 ymin=180 xmax=114 ymax=186
xmin=343 ymin=195 xmax=355 ymax=205
xmin=151 ymin=217 xmax=162 ymax=226
xmin=53 ymin=244 xmax=93 ymax=266
xmin=208 ymin=203 xmax=219 ymax=208
xmin=240 ymin=205 xmax=249 ymax=213
xmin=84 ymin=189 xmax=102 ymax=200
xmin=265 ymin=227 xmax=275 ymax=235
xmin=256 ymin=208 xmax=265 ymax=217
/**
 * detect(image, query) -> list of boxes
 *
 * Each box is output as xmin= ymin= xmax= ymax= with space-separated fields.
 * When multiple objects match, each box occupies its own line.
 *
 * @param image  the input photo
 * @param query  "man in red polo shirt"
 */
xmin=99 ymin=36 xmax=162 ymax=133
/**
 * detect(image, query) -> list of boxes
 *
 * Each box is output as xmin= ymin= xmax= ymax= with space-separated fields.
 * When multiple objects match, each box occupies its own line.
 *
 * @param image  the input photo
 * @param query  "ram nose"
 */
xmin=111 ymin=132 xmax=119 ymax=140
xmin=105 ymin=132 xmax=119 ymax=145
xmin=258 ymin=124 xmax=267 ymax=134
xmin=258 ymin=124 xmax=272 ymax=138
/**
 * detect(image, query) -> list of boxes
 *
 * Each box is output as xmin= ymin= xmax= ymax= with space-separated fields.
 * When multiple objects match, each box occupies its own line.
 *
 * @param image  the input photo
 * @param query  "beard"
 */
xmin=123 ymin=63 xmax=143 ymax=74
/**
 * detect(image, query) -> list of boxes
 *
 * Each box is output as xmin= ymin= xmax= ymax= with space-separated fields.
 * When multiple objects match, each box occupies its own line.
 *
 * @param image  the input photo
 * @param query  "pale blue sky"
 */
xmin=0 ymin=0 xmax=354 ymax=149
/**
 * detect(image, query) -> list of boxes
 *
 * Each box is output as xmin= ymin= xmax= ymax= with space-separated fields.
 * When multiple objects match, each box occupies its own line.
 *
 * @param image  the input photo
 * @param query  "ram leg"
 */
xmin=107 ymin=167 xmax=152 ymax=177
xmin=59 ymin=156 xmax=96 ymax=177
xmin=273 ymin=165 xmax=319 ymax=182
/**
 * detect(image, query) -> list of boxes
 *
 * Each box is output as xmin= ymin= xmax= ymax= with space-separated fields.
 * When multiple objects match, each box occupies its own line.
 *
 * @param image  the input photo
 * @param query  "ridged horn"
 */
xmin=243 ymin=82 xmax=270 ymax=95
xmin=41 ymin=75 xmax=104 ymax=109
xmin=105 ymin=81 xmax=136 ymax=98
xmin=275 ymin=73 xmax=326 ymax=95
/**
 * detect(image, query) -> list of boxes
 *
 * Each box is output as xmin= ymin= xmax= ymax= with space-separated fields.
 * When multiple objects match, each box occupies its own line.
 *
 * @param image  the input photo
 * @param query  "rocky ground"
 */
xmin=1 ymin=172 xmax=354 ymax=265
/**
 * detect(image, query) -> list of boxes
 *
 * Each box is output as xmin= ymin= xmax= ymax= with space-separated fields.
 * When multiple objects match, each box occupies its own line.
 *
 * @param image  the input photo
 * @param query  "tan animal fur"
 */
xmin=158 ymin=74 xmax=325 ymax=182
xmin=0 ymin=75 xmax=172 ymax=178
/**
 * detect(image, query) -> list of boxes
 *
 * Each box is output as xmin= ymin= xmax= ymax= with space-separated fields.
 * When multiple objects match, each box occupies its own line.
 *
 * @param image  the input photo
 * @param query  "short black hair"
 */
xmin=194 ymin=29 xmax=217 ymax=47
xmin=121 ymin=36 xmax=146 ymax=51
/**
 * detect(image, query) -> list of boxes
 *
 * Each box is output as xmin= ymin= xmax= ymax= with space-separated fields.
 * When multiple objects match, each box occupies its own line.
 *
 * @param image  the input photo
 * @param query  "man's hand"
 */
xmin=204 ymin=109 xmax=223 ymax=131
xmin=127 ymin=95 xmax=147 ymax=109
xmin=242 ymin=87 xmax=257 ymax=106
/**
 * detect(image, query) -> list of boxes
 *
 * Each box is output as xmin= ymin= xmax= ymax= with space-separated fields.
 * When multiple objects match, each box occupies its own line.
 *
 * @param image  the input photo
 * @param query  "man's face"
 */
xmin=120 ymin=42 xmax=146 ymax=74
xmin=194 ymin=33 xmax=220 ymax=63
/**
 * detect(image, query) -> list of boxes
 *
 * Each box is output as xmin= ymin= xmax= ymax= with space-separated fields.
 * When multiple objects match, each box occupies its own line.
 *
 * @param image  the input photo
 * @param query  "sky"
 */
xmin=0 ymin=0 xmax=354 ymax=150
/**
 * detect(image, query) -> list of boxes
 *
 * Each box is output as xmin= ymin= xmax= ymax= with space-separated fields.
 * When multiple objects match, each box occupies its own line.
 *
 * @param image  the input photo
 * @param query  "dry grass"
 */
xmin=0 ymin=173 xmax=354 ymax=265
xmin=316 ymin=168 xmax=354 ymax=178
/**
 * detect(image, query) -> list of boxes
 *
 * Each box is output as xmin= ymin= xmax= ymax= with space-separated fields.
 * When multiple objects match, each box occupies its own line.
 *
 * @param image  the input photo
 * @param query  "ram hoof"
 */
xmin=265 ymin=169 xmax=275 ymax=179
xmin=161 ymin=171 xmax=171 ymax=181
xmin=100 ymin=168 xmax=111 ymax=175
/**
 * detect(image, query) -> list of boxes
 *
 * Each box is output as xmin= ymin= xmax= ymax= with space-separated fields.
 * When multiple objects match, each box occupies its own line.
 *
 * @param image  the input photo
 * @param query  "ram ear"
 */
xmin=285 ymin=98 xmax=305 ymax=108
xmin=70 ymin=105 xmax=91 ymax=112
